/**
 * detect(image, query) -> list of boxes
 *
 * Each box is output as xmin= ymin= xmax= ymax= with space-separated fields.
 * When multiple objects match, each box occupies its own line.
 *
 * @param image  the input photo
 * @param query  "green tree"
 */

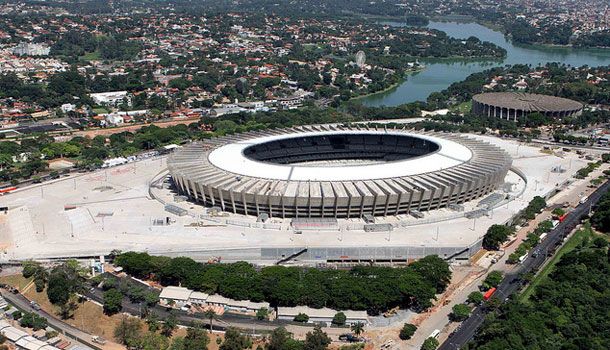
xmin=169 ymin=337 xmax=185 ymax=350
xmin=141 ymin=332 xmax=170 ymax=350
xmin=592 ymin=236 xmax=608 ymax=248
xmin=592 ymin=190 xmax=610 ymax=232
xmin=266 ymin=327 xmax=302 ymax=350
xmin=467 ymin=291 xmax=484 ymax=305
xmin=450 ymin=304 xmax=471 ymax=322
xmin=114 ymin=252 xmax=448 ymax=314
xmin=350 ymin=322 xmax=364 ymax=337
xmin=213 ymin=120 xmax=238 ymax=135
xmin=144 ymin=292 xmax=160 ymax=307
xmin=524 ymin=196 xmax=547 ymax=219
xmin=410 ymin=255 xmax=452 ymax=293
xmin=114 ymin=316 xmax=143 ymax=348
xmin=47 ymin=262 xmax=85 ymax=310
xmin=469 ymin=233 xmax=610 ymax=348
xmin=146 ymin=312 xmax=160 ymax=332
xmin=294 ymin=313 xmax=309 ymax=323
xmin=103 ymin=288 xmax=123 ymax=315
xmin=22 ymin=261 xmax=47 ymax=293
xmin=552 ymin=207 xmax=566 ymax=217
xmin=162 ymin=312 xmax=178 ymax=337
xmin=169 ymin=78 xmax=191 ymax=90
xmin=421 ymin=337 xmax=439 ymax=350
xmin=399 ymin=323 xmax=417 ymax=340
xmin=204 ymin=309 xmax=217 ymax=332
xmin=484 ymin=295 xmax=502 ymax=311
xmin=220 ymin=327 xmax=252 ymax=350
xmin=483 ymin=271 xmax=503 ymax=289
xmin=58 ymin=296 xmax=79 ymax=320
xmin=256 ymin=307 xmax=269 ymax=320
xmin=19 ymin=312 xmax=47 ymax=330
xmin=114 ymin=252 xmax=154 ymax=279
xmin=482 ymin=225 xmax=513 ymax=250
xmin=331 ymin=312 xmax=346 ymax=326
xmin=183 ymin=325 xmax=210 ymax=350
xmin=22 ymin=261 xmax=42 ymax=278
xmin=303 ymin=326 xmax=331 ymax=350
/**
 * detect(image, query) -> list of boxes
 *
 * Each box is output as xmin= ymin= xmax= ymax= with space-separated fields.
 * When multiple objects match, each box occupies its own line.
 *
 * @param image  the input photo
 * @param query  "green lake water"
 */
xmin=361 ymin=21 xmax=610 ymax=107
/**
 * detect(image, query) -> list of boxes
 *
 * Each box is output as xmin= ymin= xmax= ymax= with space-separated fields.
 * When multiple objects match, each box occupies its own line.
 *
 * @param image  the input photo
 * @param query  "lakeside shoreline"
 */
xmin=349 ymin=68 xmax=424 ymax=103
xmin=368 ymin=15 xmax=610 ymax=51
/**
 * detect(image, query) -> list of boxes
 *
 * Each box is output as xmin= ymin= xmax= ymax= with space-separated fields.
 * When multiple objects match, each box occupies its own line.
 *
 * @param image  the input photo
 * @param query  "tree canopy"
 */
xmin=468 ymin=234 xmax=610 ymax=349
xmin=115 ymin=252 xmax=450 ymax=314
xmin=482 ymin=225 xmax=514 ymax=250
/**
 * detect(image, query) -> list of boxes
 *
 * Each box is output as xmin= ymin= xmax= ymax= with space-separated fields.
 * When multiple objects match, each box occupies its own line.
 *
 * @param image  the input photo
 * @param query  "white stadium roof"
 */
xmin=207 ymin=130 xmax=473 ymax=181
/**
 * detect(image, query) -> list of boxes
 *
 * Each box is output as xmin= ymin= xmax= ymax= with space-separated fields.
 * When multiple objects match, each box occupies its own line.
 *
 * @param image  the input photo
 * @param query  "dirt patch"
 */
xmin=0 ymin=274 xmax=33 ymax=291
xmin=73 ymin=119 xmax=199 ymax=139
xmin=22 ymin=284 xmax=124 ymax=349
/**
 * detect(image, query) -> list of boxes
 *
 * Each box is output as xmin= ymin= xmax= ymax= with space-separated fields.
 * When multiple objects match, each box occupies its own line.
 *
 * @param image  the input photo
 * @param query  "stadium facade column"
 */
xmin=229 ymin=190 xmax=237 ymax=214
xmin=206 ymin=185 xmax=215 ymax=206
xmin=241 ymin=191 xmax=249 ymax=216
xmin=198 ymin=183 xmax=207 ymax=203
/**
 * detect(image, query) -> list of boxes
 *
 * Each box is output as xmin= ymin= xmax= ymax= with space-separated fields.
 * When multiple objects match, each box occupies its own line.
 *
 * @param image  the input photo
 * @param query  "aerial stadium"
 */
xmin=1 ymin=124 xmax=592 ymax=264
xmin=168 ymin=126 xmax=512 ymax=219
xmin=472 ymin=92 xmax=583 ymax=121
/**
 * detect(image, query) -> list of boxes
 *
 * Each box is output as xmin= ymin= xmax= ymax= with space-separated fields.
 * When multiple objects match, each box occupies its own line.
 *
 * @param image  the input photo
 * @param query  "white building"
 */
xmin=158 ymin=286 xmax=269 ymax=313
xmin=60 ymin=104 xmax=76 ymax=113
xmin=0 ymin=320 xmax=61 ymax=350
xmin=276 ymin=306 xmax=368 ymax=326
xmin=12 ymin=42 xmax=50 ymax=56
xmin=105 ymin=114 xmax=124 ymax=125
xmin=209 ymin=106 xmax=246 ymax=117
xmin=189 ymin=291 xmax=210 ymax=305
xmin=90 ymin=91 xmax=128 ymax=106
xmin=205 ymin=294 xmax=270 ymax=313
xmin=159 ymin=286 xmax=192 ymax=307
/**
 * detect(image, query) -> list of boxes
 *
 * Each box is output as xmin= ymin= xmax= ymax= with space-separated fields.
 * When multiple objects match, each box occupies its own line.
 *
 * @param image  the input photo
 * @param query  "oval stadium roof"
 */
xmin=472 ymin=92 xmax=583 ymax=112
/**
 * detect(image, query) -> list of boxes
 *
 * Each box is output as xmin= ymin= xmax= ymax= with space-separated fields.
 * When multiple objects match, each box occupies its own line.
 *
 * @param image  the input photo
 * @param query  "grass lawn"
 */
xmin=82 ymin=50 xmax=101 ymax=61
xmin=520 ymin=226 xmax=594 ymax=302
xmin=93 ymin=107 xmax=110 ymax=114
xmin=451 ymin=101 xmax=472 ymax=114
xmin=302 ymin=43 xmax=319 ymax=51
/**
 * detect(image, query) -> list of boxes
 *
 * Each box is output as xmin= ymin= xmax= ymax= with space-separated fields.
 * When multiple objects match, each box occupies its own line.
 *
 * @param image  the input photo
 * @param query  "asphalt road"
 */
xmin=439 ymin=180 xmax=610 ymax=350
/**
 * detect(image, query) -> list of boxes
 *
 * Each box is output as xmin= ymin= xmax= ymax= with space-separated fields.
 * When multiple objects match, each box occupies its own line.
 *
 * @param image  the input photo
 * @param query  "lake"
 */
xmin=360 ymin=21 xmax=610 ymax=107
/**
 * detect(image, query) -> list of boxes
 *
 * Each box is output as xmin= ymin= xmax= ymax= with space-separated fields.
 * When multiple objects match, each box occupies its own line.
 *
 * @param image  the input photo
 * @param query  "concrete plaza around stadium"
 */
xmin=0 ymin=134 xmax=598 ymax=264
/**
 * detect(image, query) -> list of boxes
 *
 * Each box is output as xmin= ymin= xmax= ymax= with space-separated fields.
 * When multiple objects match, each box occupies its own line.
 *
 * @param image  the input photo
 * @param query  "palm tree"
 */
xmin=351 ymin=322 xmax=365 ymax=337
xmin=203 ymin=309 xmax=217 ymax=333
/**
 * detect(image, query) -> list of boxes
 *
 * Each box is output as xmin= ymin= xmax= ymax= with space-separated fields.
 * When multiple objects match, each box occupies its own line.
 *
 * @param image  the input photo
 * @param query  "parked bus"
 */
xmin=483 ymin=287 xmax=497 ymax=301
xmin=0 ymin=186 xmax=17 ymax=195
